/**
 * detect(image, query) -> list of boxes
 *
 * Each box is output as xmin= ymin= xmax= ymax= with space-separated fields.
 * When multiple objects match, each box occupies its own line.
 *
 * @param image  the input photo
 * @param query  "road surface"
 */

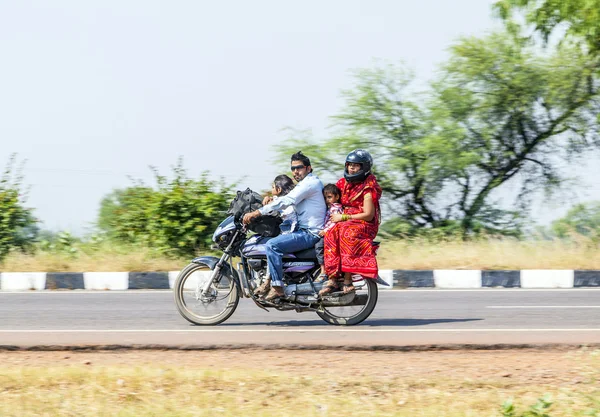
xmin=0 ymin=289 xmax=598 ymax=348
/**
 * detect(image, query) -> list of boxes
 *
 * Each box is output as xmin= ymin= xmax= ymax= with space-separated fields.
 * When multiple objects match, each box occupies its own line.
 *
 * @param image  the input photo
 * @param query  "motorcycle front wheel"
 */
xmin=173 ymin=262 xmax=240 ymax=325
xmin=316 ymin=278 xmax=378 ymax=326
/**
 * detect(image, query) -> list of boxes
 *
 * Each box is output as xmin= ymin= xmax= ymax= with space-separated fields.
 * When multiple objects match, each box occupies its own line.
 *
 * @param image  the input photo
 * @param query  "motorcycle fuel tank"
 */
xmin=241 ymin=235 xmax=300 ymax=259
xmin=241 ymin=235 xmax=270 ymax=258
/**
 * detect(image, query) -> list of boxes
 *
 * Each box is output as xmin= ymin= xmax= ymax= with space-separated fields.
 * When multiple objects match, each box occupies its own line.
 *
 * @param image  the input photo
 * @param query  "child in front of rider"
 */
xmin=254 ymin=174 xmax=297 ymax=297
xmin=272 ymin=174 xmax=297 ymax=235
xmin=314 ymin=184 xmax=343 ymax=283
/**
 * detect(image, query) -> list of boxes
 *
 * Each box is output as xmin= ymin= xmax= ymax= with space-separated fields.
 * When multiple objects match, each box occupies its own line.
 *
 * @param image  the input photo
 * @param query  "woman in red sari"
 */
xmin=320 ymin=149 xmax=382 ymax=295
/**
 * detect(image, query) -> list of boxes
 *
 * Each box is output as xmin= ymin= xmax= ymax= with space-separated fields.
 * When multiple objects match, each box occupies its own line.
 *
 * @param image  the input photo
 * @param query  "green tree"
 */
xmin=0 ymin=155 xmax=38 ymax=260
xmin=432 ymin=33 xmax=599 ymax=236
xmin=495 ymin=0 xmax=600 ymax=54
xmin=278 ymin=31 xmax=600 ymax=237
xmin=550 ymin=201 xmax=600 ymax=238
xmin=97 ymin=186 xmax=155 ymax=244
xmin=97 ymin=159 xmax=234 ymax=257
xmin=145 ymin=163 xmax=234 ymax=255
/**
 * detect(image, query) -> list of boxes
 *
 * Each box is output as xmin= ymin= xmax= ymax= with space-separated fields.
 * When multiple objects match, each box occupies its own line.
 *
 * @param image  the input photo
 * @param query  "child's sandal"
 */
xmin=314 ymin=274 xmax=328 ymax=283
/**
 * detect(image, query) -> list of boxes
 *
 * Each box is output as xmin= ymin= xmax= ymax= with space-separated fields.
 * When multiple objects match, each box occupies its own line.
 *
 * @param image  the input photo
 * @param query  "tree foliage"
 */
xmin=97 ymin=159 xmax=234 ymax=257
xmin=550 ymin=201 xmax=600 ymax=239
xmin=433 ymin=33 xmax=599 ymax=235
xmin=98 ymin=186 xmax=155 ymax=244
xmin=0 ymin=155 xmax=38 ymax=260
xmin=277 ymin=30 xmax=600 ymax=237
xmin=495 ymin=0 xmax=600 ymax=54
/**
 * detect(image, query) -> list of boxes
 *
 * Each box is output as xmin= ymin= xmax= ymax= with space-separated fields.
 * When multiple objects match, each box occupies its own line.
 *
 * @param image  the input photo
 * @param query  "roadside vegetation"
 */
xmin=3 ymin=234 xmax=600 ymax=272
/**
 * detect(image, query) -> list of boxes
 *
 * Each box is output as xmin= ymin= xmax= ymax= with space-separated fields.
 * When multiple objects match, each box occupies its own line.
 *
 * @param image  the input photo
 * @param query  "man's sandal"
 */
xmin=254 ymin=280 xmax=271 ymax=297
xmin=264 ymin=287 xmax=285 ymax=302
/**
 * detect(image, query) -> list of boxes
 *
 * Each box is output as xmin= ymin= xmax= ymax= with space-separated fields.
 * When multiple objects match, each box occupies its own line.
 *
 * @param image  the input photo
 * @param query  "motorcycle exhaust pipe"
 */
xmin=321 ymin=293 xmax=367 ymax=306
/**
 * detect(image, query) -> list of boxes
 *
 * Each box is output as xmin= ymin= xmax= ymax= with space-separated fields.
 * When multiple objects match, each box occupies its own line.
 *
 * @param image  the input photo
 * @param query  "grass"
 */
xmin=0 ymin=246 xmax=187 ymax=273
xmin=0 ymin=350 xmax=598 ymax=417
xmin=376 ymin=237 xmax=600 ymax=270
xmin=1 ymin=237 xmax=600 ymax=272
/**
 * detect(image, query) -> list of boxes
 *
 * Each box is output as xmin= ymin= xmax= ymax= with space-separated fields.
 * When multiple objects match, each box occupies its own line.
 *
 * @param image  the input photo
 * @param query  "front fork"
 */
xmin=199 ymin=230 xmax=240 ymax=298
xmin=197 ymin=252 xmax=231 ymax=299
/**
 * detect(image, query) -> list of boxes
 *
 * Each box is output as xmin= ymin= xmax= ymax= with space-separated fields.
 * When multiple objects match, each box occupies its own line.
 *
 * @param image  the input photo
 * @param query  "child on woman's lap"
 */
xmin=314 ymin=184 xmax=343 ymax=283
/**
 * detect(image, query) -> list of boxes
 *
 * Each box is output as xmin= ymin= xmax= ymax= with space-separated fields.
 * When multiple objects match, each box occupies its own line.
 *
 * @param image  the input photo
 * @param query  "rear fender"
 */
xmin=374 ymin=275 xmax=390 ymax=287
xmin=353 ymin=274 xmax=390 ymax=286
xmin=191 ymin=256 xmax=241 ymax=292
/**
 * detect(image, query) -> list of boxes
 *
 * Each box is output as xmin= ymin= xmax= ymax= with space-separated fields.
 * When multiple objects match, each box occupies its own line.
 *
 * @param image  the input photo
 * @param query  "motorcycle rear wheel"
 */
xmin=316 ymin=278 xmax=378 ymax=326
xmin=173 ymin=262 xmax=240 ymax=325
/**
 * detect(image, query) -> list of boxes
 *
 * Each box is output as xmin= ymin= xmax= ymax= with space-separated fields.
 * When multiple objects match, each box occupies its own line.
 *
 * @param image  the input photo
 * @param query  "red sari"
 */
xmin=324 ymin=174 xmax=382 ymax=279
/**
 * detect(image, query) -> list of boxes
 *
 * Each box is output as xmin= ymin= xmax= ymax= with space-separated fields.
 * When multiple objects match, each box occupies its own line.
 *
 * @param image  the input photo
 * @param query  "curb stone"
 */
xmin=0 ymin=270 xmax=599 ymax=290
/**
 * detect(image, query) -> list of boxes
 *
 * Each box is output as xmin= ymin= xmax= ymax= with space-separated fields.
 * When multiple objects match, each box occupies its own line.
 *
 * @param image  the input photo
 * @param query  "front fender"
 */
xmin=191 ymin=256 xmax=241 ymax=291
xmin=192 ymin=256 xmax=220 ymax=269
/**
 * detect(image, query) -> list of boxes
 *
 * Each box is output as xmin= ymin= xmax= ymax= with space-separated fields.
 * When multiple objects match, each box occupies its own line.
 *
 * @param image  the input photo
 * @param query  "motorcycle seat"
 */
xmin=292 ymin=247 xmax=317 ymax=259
xmin=290 ymin=241 xmax=378 ymax=259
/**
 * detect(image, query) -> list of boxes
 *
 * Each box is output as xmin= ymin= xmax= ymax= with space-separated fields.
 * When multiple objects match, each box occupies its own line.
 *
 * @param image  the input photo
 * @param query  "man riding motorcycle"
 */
xmin=242 ymin=151 xmax=326 ymax=302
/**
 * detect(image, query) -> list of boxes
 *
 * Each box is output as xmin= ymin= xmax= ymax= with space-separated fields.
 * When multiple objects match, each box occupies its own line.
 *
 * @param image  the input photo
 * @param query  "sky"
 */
xmin=0 ymin=0 xmax=598 ymax=235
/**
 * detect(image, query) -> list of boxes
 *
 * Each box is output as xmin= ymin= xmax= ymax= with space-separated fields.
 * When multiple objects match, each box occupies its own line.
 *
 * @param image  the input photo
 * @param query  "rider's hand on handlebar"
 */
xmin=242 ymin=210 xmax=261 ymax=225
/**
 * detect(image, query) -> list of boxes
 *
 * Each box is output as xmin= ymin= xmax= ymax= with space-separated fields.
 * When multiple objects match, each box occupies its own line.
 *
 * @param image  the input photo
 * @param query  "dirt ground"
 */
xmin=0 ymin=348 xmax=595 ymax=386
xmin=1 ymin=348 xmax=598 ymax=416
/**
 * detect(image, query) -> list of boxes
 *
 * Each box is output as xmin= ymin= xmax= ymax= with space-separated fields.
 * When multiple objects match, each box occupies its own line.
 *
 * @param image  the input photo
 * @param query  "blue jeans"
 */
xmin=265 ymin=230 xmax=320 ymax=287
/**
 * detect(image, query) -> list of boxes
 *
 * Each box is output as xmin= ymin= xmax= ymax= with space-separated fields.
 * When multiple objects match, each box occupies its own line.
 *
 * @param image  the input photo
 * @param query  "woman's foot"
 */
xmin=318 ymin=279 xmax=339 ymax=296
xmin=254 ymin=279 xmax=271 ymax=297
xmin=264 ymin=286 xmax=285 ymax=302
xmin=341 ymin=282 xmax=355 ymax=294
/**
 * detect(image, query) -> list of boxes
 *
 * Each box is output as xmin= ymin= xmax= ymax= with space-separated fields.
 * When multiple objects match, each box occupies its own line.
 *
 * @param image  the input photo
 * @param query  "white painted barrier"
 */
xmin=168 ymin=271 xmax=180 ymax=289
xmin=520 ymin=270 xmax=574 ymax=288
xmin=434 ymin=270 xmax=482 ymax=288
xmin=0 ymin=272 xmax=46 ymax=291
xmin=83 ymin=272 xmax=129 ymax=290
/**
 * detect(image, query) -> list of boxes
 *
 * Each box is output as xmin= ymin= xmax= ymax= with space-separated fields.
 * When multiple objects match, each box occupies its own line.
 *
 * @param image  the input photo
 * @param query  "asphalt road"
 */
xmin=0 ymin=289 xmax=599 ymax=348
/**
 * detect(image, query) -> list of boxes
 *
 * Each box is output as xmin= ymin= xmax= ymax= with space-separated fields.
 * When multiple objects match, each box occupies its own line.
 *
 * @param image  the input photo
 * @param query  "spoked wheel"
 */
xmin=317 ymin=278 xmax=378 ymax=326
xmin=174 ymin=263 xmax=239 ymax=325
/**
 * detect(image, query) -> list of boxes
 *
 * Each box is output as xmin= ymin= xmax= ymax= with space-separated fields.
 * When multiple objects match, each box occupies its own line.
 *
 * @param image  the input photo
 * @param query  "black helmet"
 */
xmin=344 ymin=149 xmax=373 ymax=183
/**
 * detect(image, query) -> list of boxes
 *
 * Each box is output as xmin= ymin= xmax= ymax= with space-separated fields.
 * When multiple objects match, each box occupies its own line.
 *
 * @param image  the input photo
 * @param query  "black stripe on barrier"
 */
xmin=574 ymin=270 xmax=600 ymax=287
xmin=392 ymin=270 xmax=435 ymax=288
xmin=45 ymin=273 xmax=85 ymax=290
xmin=482 ymin=270 xmax=521 ymax=288
xmin=128 ymin=272 xmax=170 ymax=289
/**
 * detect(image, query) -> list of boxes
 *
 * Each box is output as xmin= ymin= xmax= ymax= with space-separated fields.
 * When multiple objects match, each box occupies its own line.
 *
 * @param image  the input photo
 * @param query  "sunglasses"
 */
xmin=291 ymin=165 xmax=306 ymax=171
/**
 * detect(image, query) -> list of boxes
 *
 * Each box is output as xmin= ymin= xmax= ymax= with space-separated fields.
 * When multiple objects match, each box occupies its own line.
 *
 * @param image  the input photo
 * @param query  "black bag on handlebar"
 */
xmin=227 ymin=188 xmax=263 ymax=222
xmin=227 ymin=188 xmax=282 ymax=237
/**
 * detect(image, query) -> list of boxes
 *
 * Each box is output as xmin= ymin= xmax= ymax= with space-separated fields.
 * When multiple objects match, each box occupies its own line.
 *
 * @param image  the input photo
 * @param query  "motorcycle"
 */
xmin=173 ymin=212 xmax=388 ymax=326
